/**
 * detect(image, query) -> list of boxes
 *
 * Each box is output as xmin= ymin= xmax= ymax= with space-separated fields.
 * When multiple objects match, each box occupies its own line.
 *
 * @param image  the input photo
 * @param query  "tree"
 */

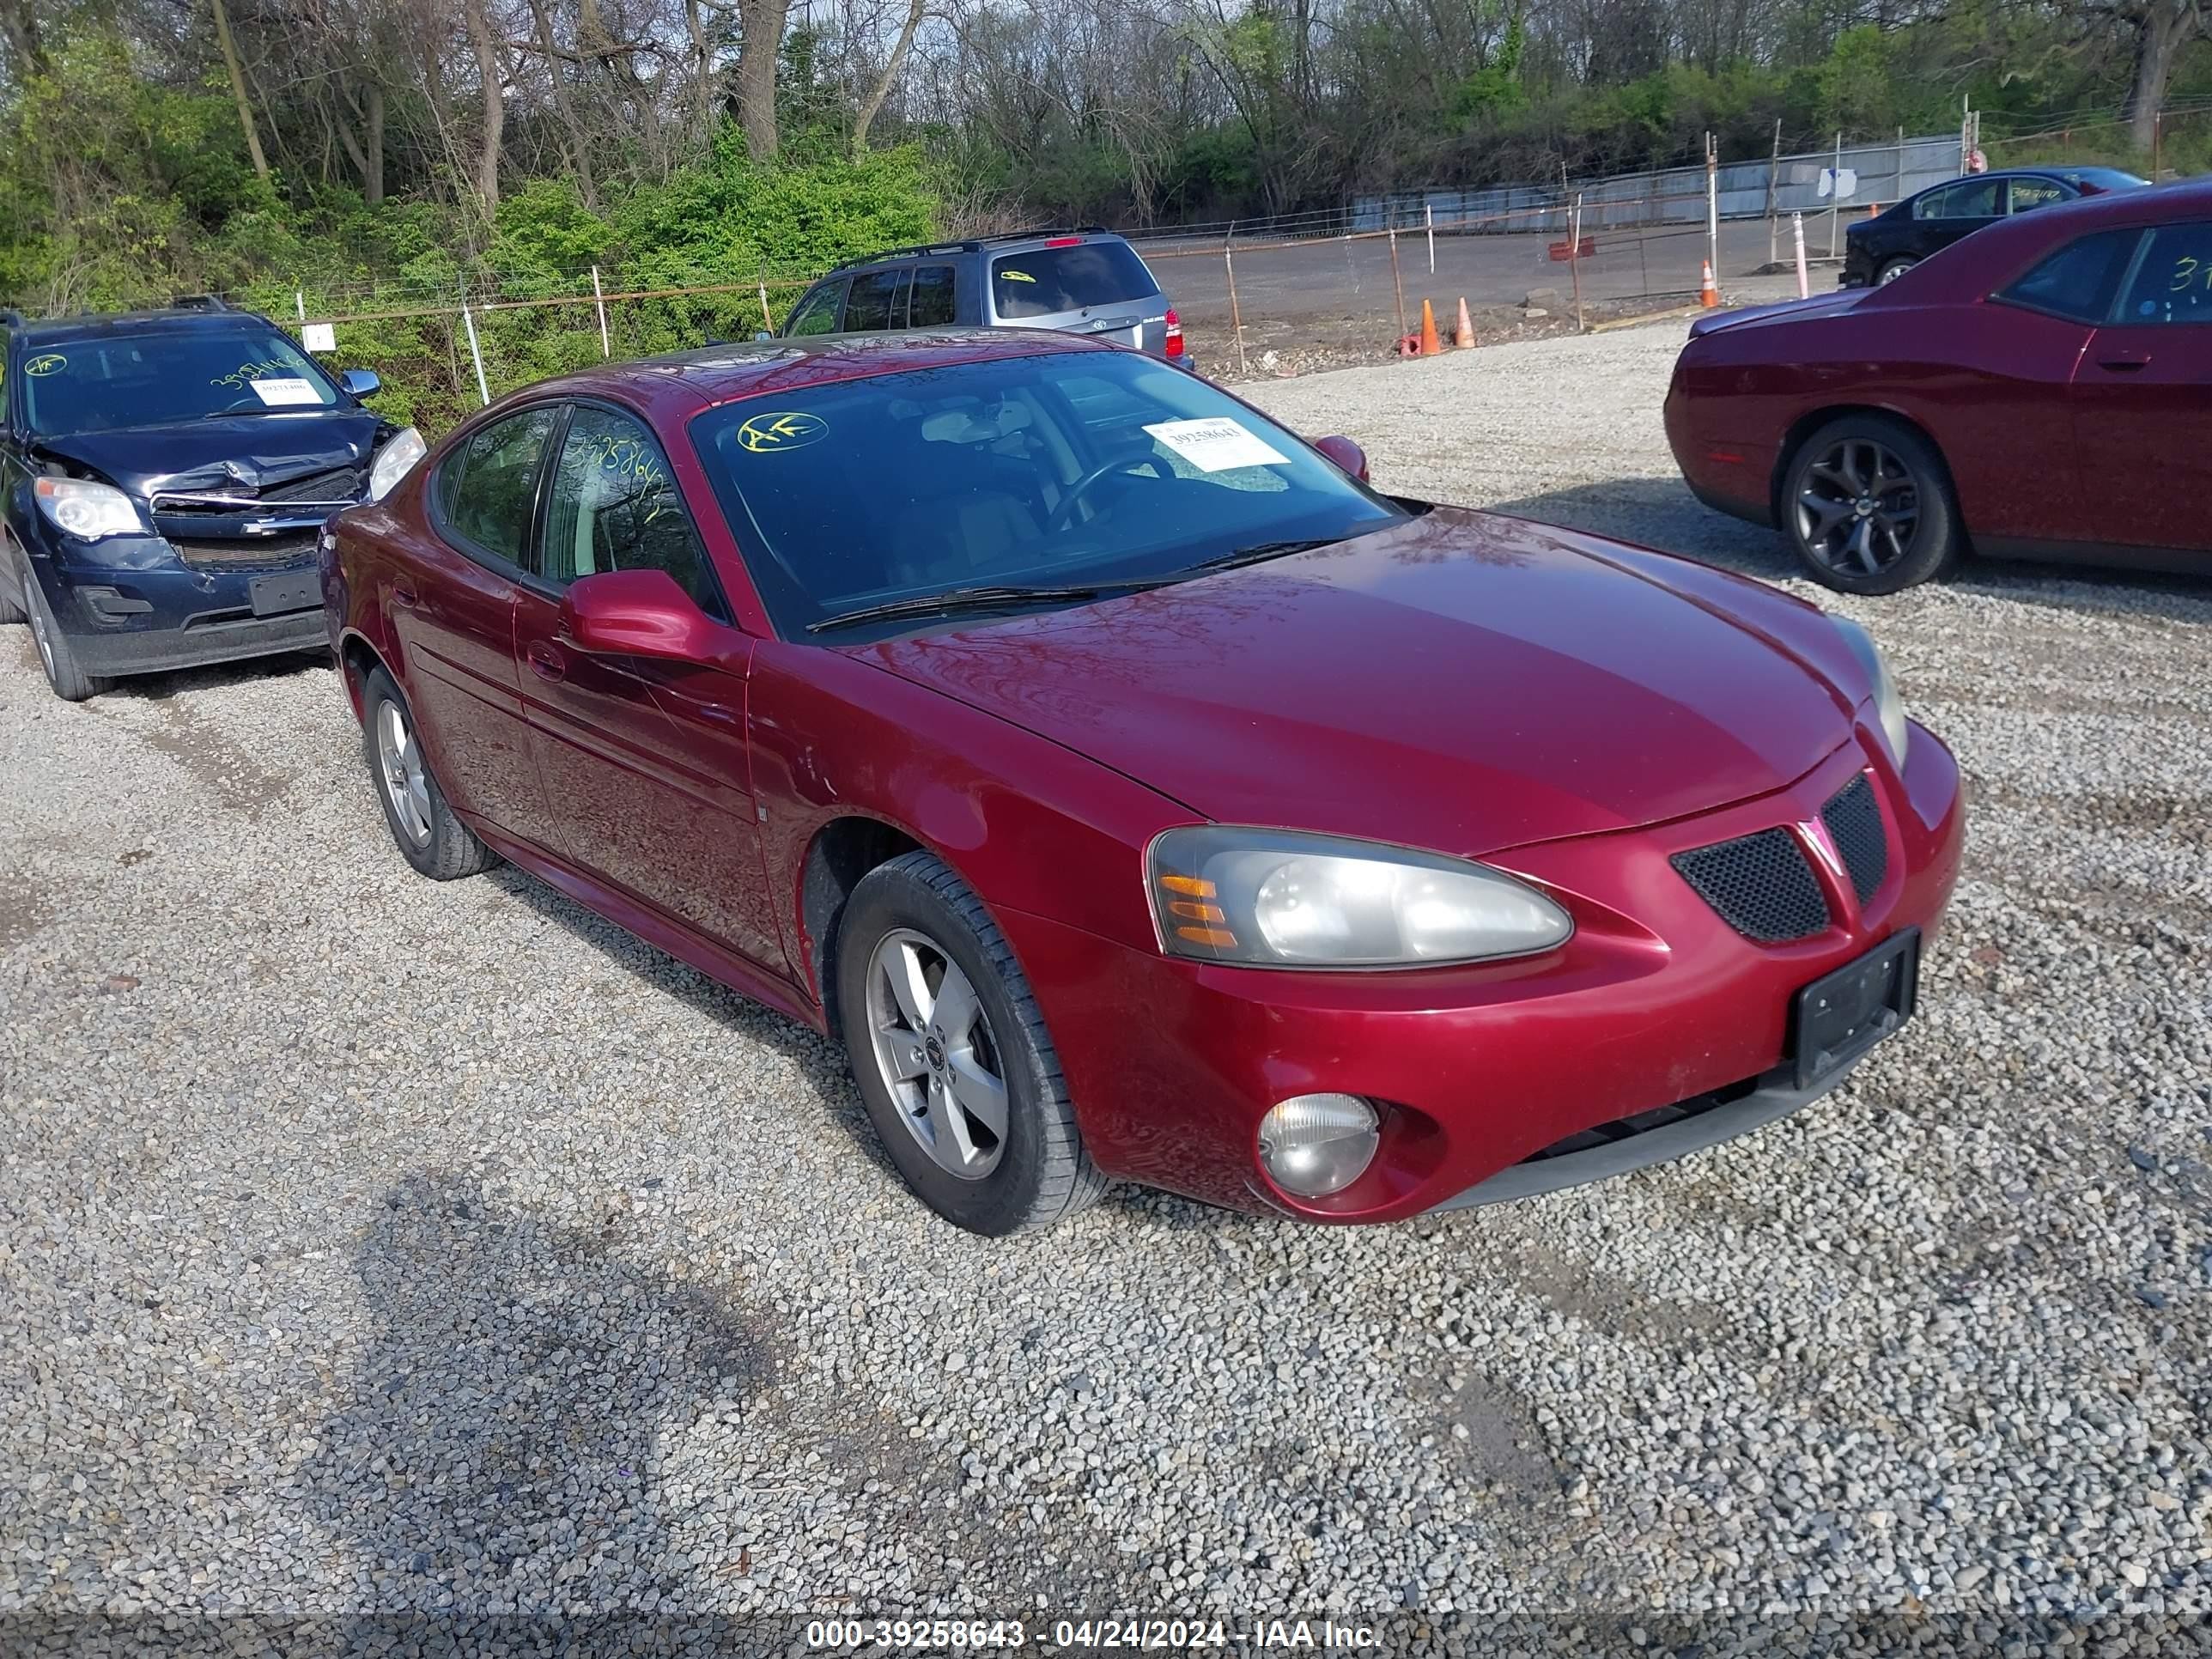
xmin=210 ymin=0 xmax=271 ymax=181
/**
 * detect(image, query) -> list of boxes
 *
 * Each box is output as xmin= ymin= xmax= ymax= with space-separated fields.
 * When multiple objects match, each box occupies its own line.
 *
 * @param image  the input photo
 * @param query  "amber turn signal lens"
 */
xmin=1174 ymin=925 xmax=1237 ymax=947
xmin=1168 ymin=900 xmax=1224 ymax=921
xmin=1158 ymin=875 xmax=1216 ymax=897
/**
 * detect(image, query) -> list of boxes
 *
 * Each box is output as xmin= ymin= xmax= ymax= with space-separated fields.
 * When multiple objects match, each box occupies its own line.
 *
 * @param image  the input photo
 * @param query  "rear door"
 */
xmin=2070 ymin=218 xmax=2212 ymax=556
xmin=1912 ymin=177 xmax=2005 ymax=261
xmin=397 ymin=404 xmax=570 ymax=848
xmin=986 ymin=238 xmax=1175 ymax=358
xmin=511 ymin=401 xmax=788 ymax=974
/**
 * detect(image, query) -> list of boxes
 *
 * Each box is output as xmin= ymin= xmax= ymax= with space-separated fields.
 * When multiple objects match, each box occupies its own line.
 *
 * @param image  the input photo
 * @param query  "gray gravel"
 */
xmin=3 ymin=317 xmax=2209 ymax=1639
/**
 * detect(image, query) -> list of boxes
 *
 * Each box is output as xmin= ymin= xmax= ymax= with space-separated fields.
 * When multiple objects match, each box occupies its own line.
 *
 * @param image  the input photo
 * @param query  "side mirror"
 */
xmin=752 ymin=330 xmax=775 ymax=343
xmin=1314 ymin=434 xmax=1370 ymax=483
xmin=338 ymin=368 xmax=382 ymax=399
xmin=559 ymin=568 xmax=733 ymax=668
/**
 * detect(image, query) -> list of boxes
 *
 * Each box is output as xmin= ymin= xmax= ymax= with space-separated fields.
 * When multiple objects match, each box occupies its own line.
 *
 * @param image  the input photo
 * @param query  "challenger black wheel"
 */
xmin=1783 ymin=414 xmax=1960 ymax=596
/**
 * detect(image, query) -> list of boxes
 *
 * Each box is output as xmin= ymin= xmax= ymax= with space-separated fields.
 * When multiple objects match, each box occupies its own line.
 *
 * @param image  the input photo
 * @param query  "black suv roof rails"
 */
xmin=828 ymin=226 xmax=1115 ymax=275
xmin=169 ymin=294 xmax=232 ymax=312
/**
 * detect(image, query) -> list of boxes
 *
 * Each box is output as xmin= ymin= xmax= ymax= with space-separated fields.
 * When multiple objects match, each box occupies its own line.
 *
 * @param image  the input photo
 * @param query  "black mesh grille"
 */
xmin=1671 ymin=828 xmax=1832 ymax=943
xmin=171 ymin=532 xmax=319 ymax=568
xmin=258 ymin=466 xmax=365 ymax=503
xmin=1821 ymin=774 xmax=1888 ymax=906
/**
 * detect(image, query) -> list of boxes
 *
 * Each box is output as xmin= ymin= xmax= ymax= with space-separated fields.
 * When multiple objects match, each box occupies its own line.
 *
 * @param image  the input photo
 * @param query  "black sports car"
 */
xmin=1840 ymin=167 xmax=2147 ymax=289
xmin=0 ymin=301 xmax=423 ymax=700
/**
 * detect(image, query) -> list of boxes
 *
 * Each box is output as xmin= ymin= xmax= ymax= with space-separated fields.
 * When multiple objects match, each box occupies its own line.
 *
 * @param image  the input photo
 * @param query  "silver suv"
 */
xmin=777 ymin=228 xmax=1193 ymax=368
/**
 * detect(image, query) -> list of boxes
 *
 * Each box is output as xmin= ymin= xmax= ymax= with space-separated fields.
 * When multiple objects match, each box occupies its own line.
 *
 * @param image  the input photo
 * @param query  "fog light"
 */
xmin=1258 ymin=1094 xmax=1379 ymax=1198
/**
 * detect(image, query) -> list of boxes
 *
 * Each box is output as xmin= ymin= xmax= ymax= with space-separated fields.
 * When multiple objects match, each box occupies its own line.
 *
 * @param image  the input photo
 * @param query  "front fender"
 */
xmin=747 ymin=639 xmax=1193 ymax=999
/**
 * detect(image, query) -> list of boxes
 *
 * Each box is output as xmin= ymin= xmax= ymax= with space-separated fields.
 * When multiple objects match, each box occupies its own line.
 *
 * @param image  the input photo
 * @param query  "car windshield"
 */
xmin=991 ymin=242 xmax=1159 ymax=319
xmin=690 ymin=350 xmax=1402 ymax=637
xmin=19 ymin=328 xmax=341 ymax=435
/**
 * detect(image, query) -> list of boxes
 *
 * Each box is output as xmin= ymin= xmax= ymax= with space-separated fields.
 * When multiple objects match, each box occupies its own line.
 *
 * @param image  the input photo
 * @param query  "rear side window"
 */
xmin=909 ymin=265 xmax=957 ymax=328
xmin=2119 ymin=222 xmax=2212 ymax=325
xmin=1917 ymin=179 xmax=2002 ymax=220
xmin=991 ymin=241 xmax=1160 ymax=319
xmin=784 ymin=281 xmax=845 ymax=337
xmin=437 ymin=406 xmax=559 ymax=567
xmin=843 ymin=269 xmax=911 ymax=332
xmin=1996 ymin=228 xmax=2142 ymax=323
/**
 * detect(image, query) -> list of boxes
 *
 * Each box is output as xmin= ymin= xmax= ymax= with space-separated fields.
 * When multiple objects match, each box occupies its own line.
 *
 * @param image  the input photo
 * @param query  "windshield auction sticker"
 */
xmin=736 ymin=411 xmax=828 ymax=453
xmin=247 ymin=377 xmax=323 ymax=407
xmin=1142 ymin=417 xmax=1289 ymax=472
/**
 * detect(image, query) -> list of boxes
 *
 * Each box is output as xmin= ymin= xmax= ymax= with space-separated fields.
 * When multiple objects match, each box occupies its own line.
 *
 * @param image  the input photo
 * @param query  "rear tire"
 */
xmin=1782 ymin=413 xmax=1960 ymax=596
xmin=359 ymin=664 xmax=497 ymax=880
xmin=835 ymin=851 xmax=1104 ymax=1236
xmin=20 ymin=548 xmax=106 ymax=702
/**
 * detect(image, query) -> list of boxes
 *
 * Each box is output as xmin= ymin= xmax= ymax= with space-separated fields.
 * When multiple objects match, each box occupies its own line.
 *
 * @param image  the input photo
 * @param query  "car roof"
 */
xmin=472 ymin=326 xmax=1125 ymax=422
xmin=1869 ymin=173 xmax=2212 ymax=301
xmin=823 ymin=228 xmax=1127 ymax=278
xmin=6 ymin=306 xmax=276 ymax=347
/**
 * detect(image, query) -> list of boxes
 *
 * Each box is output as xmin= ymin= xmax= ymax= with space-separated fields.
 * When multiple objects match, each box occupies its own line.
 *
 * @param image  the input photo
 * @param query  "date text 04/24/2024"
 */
xmin=804 ymin=1619 xmax=1384 ymax=1650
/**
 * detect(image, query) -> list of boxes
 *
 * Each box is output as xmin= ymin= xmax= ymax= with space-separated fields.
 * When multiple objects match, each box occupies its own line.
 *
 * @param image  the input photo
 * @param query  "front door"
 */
xmin=396 ymin=404 xmax=566 ymax=846
xmin=513 ymin=402 xmax=790 ymax=975
xmin=2070 ymin=218 xmax=2212 ymax=558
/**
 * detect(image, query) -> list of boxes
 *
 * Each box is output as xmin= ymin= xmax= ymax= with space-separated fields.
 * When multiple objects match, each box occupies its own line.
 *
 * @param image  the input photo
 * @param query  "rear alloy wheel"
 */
xmin=1877 ymin=258 xmax=1917 ymax=285
xmin=836 ymin=851 xmax=1104 ymax=1235
xmin=359 ymin=665 xmax=497 ymax=880
xmin=1784 ymin=415 xmax=1959 ymax=595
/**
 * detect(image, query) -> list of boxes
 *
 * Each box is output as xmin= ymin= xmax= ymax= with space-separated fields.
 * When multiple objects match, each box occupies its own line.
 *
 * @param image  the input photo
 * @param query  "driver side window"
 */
xmin=539 ymin=405 xmax=726 ymax=619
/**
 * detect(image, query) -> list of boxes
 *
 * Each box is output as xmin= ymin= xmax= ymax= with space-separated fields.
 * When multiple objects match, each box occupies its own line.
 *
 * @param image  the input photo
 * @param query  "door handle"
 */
xmin=2097 ymin=353 xmax=2150 ymax=372
xmin=525 ymin=640 xmax=567 ymax=683
xmin=391 ymin=580 xmax=419 ymax=607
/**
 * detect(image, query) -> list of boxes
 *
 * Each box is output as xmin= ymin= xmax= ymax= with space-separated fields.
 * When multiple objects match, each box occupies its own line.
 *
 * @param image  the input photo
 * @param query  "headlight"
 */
xmin=1829 ymin=614 xmax=1910 ymax=764
xmin=1147 ymin=826 xmax=1572 ymax=968
xmin=367 ymin=426 xmax=426 ymax=502
xmin=33 ymin=477 xmax=144 ymax=540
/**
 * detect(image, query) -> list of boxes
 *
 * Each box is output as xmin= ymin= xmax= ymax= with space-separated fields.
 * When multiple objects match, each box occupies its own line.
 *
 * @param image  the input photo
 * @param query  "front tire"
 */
xmin=836 ymin=851 xmax=1104 ymax=1235
xmin=359 ymin=664 xmax=497 ymax=880
xmin=0 ymin=527 xmax=26 ymax=625
xmin=1877 ymin=258 xmax=1916 ymax=285
xmin=20 ymin=549 xmax=106 ymax=702
xmin=1782 ymin=413 xmax=1960 ymax=595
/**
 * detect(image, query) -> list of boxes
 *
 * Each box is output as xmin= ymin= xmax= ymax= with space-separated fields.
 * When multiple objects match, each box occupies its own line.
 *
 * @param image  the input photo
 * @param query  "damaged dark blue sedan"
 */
xmin=0 ymin=301 xmax=425 ymax=699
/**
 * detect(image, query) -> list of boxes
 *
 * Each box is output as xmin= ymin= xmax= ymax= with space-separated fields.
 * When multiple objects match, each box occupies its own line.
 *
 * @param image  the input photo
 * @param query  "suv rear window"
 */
xmin=991 ymin=241 xmax=1159 ymax=319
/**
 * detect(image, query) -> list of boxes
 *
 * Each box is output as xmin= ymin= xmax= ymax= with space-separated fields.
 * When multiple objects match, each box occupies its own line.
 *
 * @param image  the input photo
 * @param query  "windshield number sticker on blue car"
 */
xmin=1141 ymin=417 xmax=1289 ymax=473
xmin=247 ymin=376 xmax=321 ymax=407
xmin=23 ymin=353 xmax=64 ymax=376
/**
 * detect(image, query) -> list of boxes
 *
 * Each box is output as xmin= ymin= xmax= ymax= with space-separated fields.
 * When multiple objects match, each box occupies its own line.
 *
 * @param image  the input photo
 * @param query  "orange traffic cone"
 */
xmin=1698 ymin=260 xmax=1720 ymax=308
xmin=1419 ymin=299 xmax=1441 ymax=356
xmin=1455 ymin=296 xmax=1475 ymax=349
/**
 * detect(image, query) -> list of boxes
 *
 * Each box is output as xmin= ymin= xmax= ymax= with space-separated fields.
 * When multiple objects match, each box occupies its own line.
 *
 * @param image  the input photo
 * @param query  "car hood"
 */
xmin=855 ymin=507 xmax=1861 ymax=857
xmin=30 ymin=410 xmax=384 ymax=501
xmin=1687 ymin=288 xmax=1865 ymax=340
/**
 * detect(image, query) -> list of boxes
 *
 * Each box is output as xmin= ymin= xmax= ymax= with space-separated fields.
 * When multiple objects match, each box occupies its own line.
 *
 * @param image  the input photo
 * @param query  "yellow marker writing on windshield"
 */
xmin=736 ymin=411 xmax=828 ymax=453
xmin=24 ymin=353 xmax=65 ymax=375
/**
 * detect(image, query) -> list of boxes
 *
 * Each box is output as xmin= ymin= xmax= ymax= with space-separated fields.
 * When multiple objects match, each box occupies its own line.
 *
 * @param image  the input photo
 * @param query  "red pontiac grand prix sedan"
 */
xmin=323 ymin=330 xmax=1964 ymax=1235
xmin=1668 ymin=176 xmax=2212 ymax=594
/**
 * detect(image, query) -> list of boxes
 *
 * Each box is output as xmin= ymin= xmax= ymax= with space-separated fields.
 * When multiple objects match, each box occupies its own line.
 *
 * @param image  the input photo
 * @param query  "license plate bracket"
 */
xmin=1791 ymin=927 xmax=1919 ymax=1090
xmin=247 ymin=570 xmax=321 ymax=617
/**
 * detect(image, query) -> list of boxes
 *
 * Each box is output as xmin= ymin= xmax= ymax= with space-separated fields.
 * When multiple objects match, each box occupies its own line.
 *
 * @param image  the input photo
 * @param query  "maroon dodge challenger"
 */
xmin=323 ymin=330 xmax=1964 ymax=1234
xmin=1667 ymin=176 xmax=2212 ymax=595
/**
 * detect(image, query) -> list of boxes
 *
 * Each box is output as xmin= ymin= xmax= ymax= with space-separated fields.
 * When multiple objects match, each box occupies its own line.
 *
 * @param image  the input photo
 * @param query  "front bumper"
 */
xmin=1002 ymin=721 xmax=1965 ymax=1223
xmin=23 ymin=536 xmax=327 ymax=678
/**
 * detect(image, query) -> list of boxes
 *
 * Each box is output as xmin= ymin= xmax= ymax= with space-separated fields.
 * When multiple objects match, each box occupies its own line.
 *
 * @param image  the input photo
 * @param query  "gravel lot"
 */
xmin=3 ymin=319 xmax=2210 ymax=1646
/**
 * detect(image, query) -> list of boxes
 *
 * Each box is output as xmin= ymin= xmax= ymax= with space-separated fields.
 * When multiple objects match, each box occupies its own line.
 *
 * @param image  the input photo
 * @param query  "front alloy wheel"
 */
xmin=866 ymin=927 xmax=1009 ymax=1180
xmin=1783 ymin=414 xmax=1960 ymax=595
